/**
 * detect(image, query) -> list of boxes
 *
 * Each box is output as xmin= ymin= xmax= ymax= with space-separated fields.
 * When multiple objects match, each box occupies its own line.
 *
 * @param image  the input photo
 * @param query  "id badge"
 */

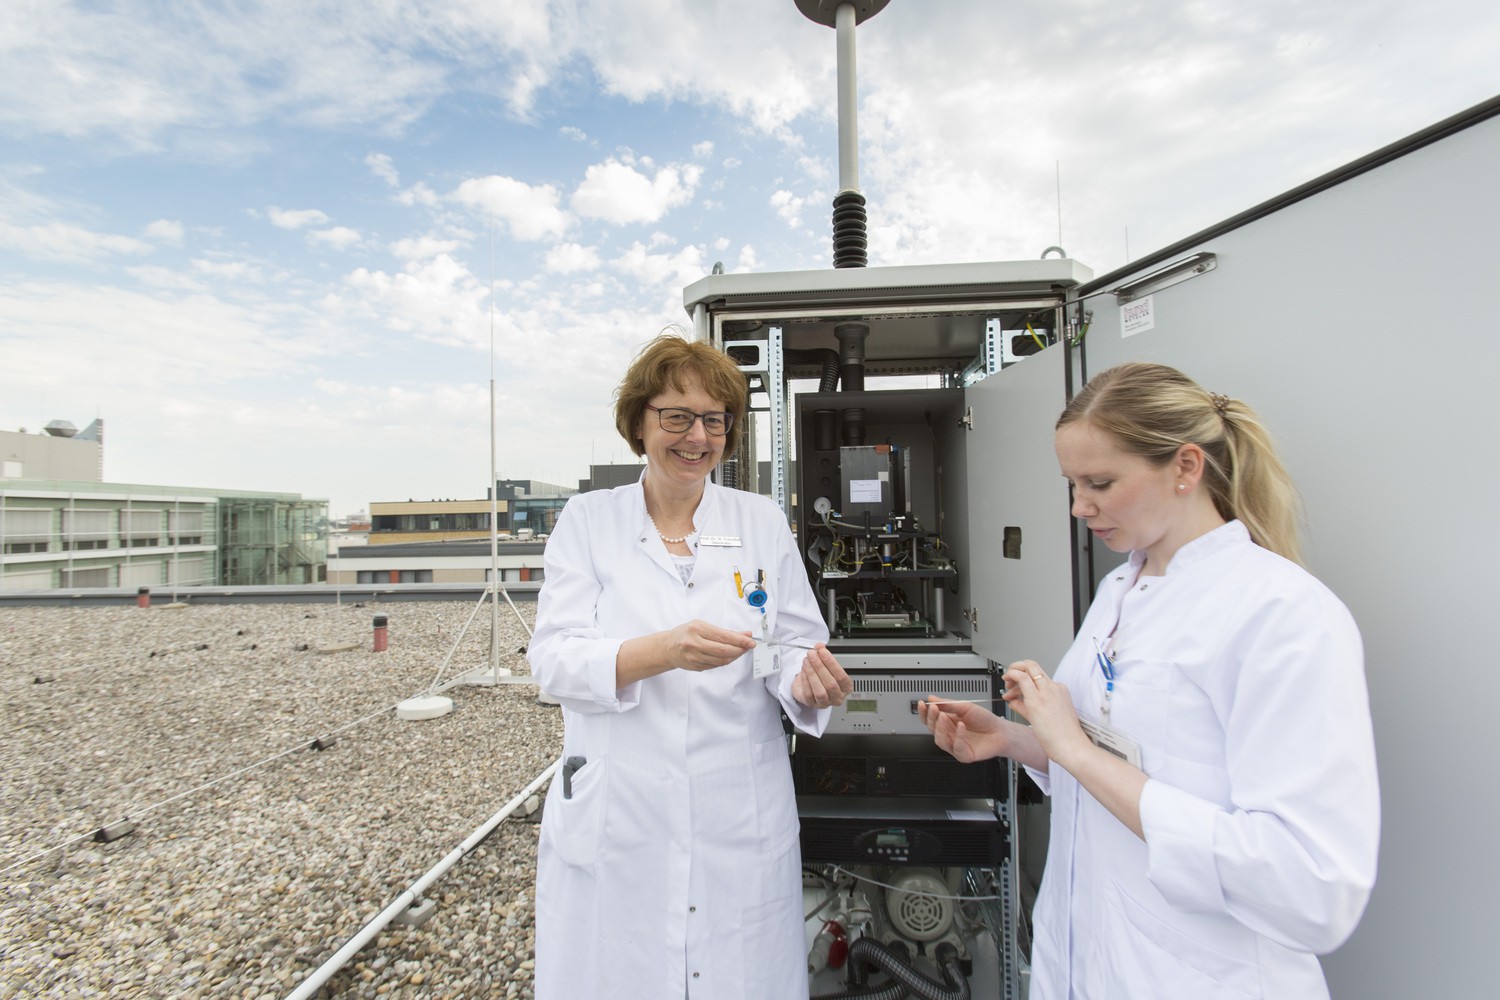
xmin=1078 ymin=717 xmax=1143 ymax=769
xmin=752 ymin=643 xmax=781 ymax=678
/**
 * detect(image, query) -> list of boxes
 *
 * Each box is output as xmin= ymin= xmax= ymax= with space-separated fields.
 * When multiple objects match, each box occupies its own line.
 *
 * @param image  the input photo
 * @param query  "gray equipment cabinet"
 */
xmin=683 ymin=259 xmax=1091 ymax=998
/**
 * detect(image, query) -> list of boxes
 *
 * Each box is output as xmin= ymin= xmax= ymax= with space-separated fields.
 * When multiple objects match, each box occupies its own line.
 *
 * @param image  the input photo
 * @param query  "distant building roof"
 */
xmin=0 ymin=478 xmax=320 ymax=503
xmin=579 ymin=463 xmax=645 ymax=492
xmin=498 ymin=478 xmax=576 ymax=499
xmin=333 ymin=539 xmax=547 ymax=559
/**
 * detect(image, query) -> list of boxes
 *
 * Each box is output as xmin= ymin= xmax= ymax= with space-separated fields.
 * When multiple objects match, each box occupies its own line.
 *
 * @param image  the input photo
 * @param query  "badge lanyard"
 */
xmin=1092 ymin=563 xmax=1142 ymax=718
xmin=739 ymin=566 xmax=780 ymax=678
xmin=1092 ymin=636 xmax=1116 ymax=717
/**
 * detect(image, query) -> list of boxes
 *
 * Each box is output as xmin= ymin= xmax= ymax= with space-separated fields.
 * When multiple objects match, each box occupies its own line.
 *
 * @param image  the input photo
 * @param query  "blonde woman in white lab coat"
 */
xmin=529 ymin=334 xmax=853 ymax=1000
xmin=921 ymin=362 xmax=1379 ymax=1000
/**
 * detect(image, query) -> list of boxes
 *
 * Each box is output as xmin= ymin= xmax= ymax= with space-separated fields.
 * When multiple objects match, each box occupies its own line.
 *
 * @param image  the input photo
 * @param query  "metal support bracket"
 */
xmin=94 ymin=819 xmax=139 ymax=843
xmin=960 ymin=320 xmax=1002 ymax=385
xmin=391 ymin=896 xmax=438 ymax=928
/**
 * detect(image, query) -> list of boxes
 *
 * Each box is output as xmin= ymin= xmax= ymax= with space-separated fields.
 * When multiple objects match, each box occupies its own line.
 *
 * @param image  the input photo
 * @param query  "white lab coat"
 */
xmin=1026 ymin=521 xmax=1379 ymax=1000
xmin=528 ymin=477 xmax=831 ymax=1000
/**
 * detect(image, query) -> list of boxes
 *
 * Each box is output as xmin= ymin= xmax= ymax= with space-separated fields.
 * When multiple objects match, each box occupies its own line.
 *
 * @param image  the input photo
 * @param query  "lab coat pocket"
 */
xmin=1111 ymin=657 xmax=1171 ymax=773
xmin=750 ymin=735 xmax=799 ymax=861
xmin=1089 ymin=876 xmax=1259 ymax=999
xmin=542 ymin=755 xmax=608 ymax=873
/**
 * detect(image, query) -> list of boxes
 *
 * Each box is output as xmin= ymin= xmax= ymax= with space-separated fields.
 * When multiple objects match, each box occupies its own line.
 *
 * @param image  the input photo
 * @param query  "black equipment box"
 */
xmin=797 ymin=796 xmax=1005 ymax=866
xmin=792 ymin=733 xmax=1004 ymax=799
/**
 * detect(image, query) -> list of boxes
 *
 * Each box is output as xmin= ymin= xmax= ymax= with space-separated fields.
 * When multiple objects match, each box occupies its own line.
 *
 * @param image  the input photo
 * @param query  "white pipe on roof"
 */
xmin=283 ymin=757 xmax=562 ymax=1000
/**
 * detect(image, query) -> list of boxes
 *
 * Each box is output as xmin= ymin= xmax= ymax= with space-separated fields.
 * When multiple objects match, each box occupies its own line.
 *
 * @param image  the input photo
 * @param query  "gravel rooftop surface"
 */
xmin=0 ymin=598 xmax=558 ymax=999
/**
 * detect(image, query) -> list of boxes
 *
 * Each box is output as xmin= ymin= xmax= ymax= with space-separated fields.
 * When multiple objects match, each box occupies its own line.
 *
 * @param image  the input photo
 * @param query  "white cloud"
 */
xmin=0 ymin=221 xmax=152 ymax=263
xmin=450 ymin=175 xmax=571 ymax=241
xmin=124 ymin=265 xmax=206 ymax=292
xmin=0 ymin=279 xmax=330 ymax=393
xmin=0 ymin=5 xmax=449 ymax=149
xmin=0 ymin=3 xmax=831 ymax=159
xmin=309 ymin=226 xmax=362 ymax=249
xmin=396 ymin=182 xmax=440 ymax=208
xmin=366 ymin=152 xmax=400 ymax=186
xmin=143 ymin=219 xmax=183 ymax=242
xmin=576 ymin=4 xmax=828 ymax=134
xmin=796 ymin=153 xmax=830 ymax=185
xmin=571 ymin=159 xmax=702 ymax=224
xmin=769 ymin=190 xmax=805 ymax=228
xmin=560 ymin=126 xmax=588 ymax=142
xmin=191 ymin=258 xmax=265 ymax=282
xmin=692 ymin=141 xmax=714 ymax=159
xmin=609 ymin=240 xmax=705 ymax=289
xmin=390 ymin=235 xmax=463 ymax=260
xmin=343 ymin=253 xmax=489 ymax=346
xmin=544 ymin=242 xmax=602 ymax=273
xmin=268 ymin=207 xmax=329 ymax=230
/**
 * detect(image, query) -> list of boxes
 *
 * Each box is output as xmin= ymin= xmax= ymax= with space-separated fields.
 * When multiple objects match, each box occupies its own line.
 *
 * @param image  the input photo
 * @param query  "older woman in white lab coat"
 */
xmin=529 ymin=334 xmax=852 ymax=1000
xmin=921 ymin=363 xmax=1379 ymax=1000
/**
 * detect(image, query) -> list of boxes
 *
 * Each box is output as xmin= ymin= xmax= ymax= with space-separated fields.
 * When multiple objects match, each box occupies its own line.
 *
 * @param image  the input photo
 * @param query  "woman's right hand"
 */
xmin=662 ymin=619 xmax=755 ymax=672
xmin=918 ymin=696 xmax=1009 ymax=763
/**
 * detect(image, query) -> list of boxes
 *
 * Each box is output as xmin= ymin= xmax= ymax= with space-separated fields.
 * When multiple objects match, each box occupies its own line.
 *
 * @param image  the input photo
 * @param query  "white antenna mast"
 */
xmin=1056 ymin=160 xmax=1063 ymax=247
xmin=485 ymin=224 xmax=517 ymax=682
xmin=796 ymin=0 xmax=890 ymax=268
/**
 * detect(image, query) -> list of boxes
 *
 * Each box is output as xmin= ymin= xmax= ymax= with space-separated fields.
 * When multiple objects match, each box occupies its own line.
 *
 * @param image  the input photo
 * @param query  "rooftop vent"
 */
xmin=44 ymin=420 xmax=78 ymax=438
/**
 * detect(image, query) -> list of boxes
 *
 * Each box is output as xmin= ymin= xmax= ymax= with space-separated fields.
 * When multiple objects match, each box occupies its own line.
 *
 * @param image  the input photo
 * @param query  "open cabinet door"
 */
xmin=962 ymin=343 xmax=1076 ymax=673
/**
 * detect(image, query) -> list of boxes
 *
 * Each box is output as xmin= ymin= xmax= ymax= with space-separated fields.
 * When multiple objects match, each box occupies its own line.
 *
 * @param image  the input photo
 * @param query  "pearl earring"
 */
xmin=1177 ymin=483 xmax=1187 ymax=491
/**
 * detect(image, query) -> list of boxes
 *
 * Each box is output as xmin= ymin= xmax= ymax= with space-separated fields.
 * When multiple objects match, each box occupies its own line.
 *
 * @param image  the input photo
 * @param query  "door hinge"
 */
xmin=961 ymin=407 xmax=974 ymax=431
xmin=962 ymin=606 xmax=978 ymax=632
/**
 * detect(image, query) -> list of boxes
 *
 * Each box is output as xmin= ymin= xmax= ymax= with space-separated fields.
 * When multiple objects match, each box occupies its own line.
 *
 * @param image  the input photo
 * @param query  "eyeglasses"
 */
xmin=644 ymin=404 xmax=735 ymax=436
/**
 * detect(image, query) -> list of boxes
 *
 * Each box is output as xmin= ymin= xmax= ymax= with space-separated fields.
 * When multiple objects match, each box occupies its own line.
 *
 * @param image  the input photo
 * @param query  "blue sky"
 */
xmin=3 ymin=0 xmax=1497 ymax=517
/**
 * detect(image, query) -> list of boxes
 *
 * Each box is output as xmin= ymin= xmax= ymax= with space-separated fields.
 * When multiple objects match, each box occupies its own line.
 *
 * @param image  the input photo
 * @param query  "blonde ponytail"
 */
xmin=1058 ymin=363 xmax=1304 ymax=564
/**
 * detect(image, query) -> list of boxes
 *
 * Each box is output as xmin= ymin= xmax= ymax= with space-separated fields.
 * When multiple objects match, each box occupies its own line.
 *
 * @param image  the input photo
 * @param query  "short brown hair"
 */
xmin=614 ymin=334 xmax=748 ymax=460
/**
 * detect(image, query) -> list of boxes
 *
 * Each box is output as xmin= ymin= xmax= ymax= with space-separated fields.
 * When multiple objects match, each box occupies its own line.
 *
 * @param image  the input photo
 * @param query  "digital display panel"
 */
xmin=844 ymin=699 xmax=878 ymax=713
xmin=876 ymin=830 xmax=908 ymax=847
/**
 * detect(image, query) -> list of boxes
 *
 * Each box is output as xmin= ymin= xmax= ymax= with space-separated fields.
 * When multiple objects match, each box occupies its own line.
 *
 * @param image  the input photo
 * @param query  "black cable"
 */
xmin=841 ymin=937 xmax=970 ymax=1000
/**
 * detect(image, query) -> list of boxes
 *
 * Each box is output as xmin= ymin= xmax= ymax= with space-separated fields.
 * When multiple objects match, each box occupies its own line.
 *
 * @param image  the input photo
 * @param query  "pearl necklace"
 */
xmin=646 ymin=509 xmax=696 ymax=545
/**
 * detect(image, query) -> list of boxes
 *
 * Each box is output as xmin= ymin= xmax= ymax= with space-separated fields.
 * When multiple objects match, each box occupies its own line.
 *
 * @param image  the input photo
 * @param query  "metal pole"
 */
xmin=490 ymin=377 xmax=501 ymax=679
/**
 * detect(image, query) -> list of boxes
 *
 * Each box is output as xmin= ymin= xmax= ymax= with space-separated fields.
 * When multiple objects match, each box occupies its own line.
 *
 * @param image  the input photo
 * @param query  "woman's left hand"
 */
xmin=1003 ymin=661 xmax=1091 ymax=768
xmin=792 ymin=644 xmax=853 ymax=709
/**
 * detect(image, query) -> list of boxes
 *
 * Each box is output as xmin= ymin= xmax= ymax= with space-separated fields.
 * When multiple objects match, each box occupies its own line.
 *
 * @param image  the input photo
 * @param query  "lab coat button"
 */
xmin=693 ymin=972 xmax=701 ymax=979
xmin=688 ymin=582 xmax=694 ymax=588
xmin=689 ymin=906 xmax=697 ymax=912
